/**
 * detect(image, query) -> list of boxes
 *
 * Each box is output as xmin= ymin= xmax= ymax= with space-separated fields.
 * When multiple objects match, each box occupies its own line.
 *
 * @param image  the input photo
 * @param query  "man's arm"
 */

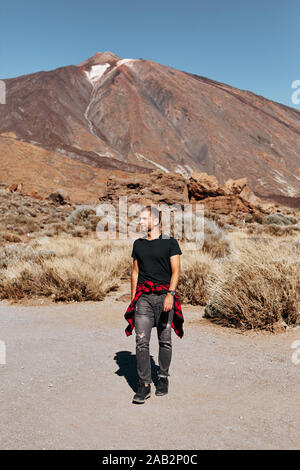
xmin=163 ymin=254 xmax=181 ymax=312
xmin=131 ymin=258 xmax=139 ymax=301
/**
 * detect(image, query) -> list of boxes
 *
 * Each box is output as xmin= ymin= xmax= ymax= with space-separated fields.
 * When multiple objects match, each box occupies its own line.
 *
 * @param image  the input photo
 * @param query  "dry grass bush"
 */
xmin=2 ymin=214 xmax=39 ymax=233
xmin=0 ymin=191 xmax=75 ymax=242
xmin=204 ymin=238 xmax=300 ymax=331
xmin=264 ymin=224 xmax=286 ymax=236
xmin=176 ymin=248 xmax=220 ymax=305
xmin=0 ymin=232 xmax=22 ymax=243
xmin=70 ymin=226 xmax=89 ymax=238
xmin=0 ymin=237 xmax=132 ymax=302
xmin=204 ymin=211 xmax=226 ymax=226
xmin=224 ymin=214 xmax=240 ymax=226
xmin=245 ymin=212 xmax=263 ymax=224
xmin=246 ymin=221 xmax=300 ymax=237
xmin=244 ymin=209 xmax=299 ymax=236
xmin=66 ymin=207 xmax=100 ymax=231
xmin=262 ymin=213 xmax=298 ymax=226
xmin=175 ymin=221 xmax=236 ymax=305
xmin=245 ymin=223 xmax=265 ymax=235
xmin=264 ymin=223 xmax=300 ymax=236
xmin=202 ymin=218 xmax=234 ymax=258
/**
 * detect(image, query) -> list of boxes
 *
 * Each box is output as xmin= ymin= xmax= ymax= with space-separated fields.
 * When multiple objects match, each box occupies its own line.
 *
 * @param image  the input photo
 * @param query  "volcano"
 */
xmin=1 ymin=50 xmax=300 ymax=205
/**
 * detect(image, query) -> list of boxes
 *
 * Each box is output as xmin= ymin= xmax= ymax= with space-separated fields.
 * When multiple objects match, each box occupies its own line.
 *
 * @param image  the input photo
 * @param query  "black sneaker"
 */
xmin=155 ymin=376 xmax=168 ymax=396
xmin=132 ymin=382 xmax=151 ymax=404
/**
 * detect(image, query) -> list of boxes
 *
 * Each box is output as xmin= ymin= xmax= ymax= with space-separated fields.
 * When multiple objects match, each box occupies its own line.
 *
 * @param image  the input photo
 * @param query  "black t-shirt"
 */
xmin=131 ymin=232 xmax=182 ymax=283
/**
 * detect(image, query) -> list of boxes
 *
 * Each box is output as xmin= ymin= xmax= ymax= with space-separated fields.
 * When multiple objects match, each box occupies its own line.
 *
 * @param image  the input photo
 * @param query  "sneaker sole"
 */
xmin=132 ymin=393 xmax=151 ymax=404
xmin=155 ymin=390 xmax=168 ymax=396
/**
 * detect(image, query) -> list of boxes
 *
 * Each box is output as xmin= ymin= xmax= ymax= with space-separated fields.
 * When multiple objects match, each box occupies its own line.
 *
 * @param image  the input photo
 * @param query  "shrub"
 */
xmin=177 ymin=254 xmax=218 ymax=305
xmin=262 ymin=213 xmax=297 ymax=226
xmin=0 ymin=238 xmax=131 ymax=302
xmin=1 ymin=232 xmax=22 ymax=243
xmin=202 ymin=218 xmax=233 ymax=258
xmin=204 ymin=241 xmax=300 ymax=331
xmin=250 ymin=212 xmax=263 ymax=224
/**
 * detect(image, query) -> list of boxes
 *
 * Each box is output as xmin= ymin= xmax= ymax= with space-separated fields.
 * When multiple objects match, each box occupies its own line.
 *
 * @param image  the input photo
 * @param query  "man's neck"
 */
xmin=146 ymin=228 xmax=162 ymax=240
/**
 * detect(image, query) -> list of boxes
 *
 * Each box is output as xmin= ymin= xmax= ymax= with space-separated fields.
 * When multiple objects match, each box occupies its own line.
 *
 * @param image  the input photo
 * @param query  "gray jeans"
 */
xmin=134 ymin=292 xmax=174 ymax=384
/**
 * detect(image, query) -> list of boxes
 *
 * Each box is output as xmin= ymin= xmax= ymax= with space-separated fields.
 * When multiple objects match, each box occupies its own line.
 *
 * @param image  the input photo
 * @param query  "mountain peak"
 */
xmin=77 ymin=51 xmax=121 ymax=68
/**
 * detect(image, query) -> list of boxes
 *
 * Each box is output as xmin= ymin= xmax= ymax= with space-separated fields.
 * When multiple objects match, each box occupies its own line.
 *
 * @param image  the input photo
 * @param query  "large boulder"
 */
xmin=187 ymin=173 xmax=265 ymax=215
xmin=100 ymin=170 xmax=189 ymax=208
xmin=8 ymin=182 xmax=23 ymax=193
xmin=224 ymin=177 xmax=248 ymax=195
xmin=224 ymin=177 xmax=263 ymax=207
xmin=187 ymin=172 xmax=225 ymax=201
xmin=201 ymin=195 xmax=259 ymax=214
xmin=46 ymin=188 xmax=71 ymax=205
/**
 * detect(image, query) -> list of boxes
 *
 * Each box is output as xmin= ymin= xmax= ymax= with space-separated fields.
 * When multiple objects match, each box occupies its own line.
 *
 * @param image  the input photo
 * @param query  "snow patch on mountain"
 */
xmin=175 ymin=164 xmax=192 ymax=178
xmin=85 ymin=63 xmax=111 ymax=83
xmin=84 ymin=64 xmax=112 ymax=137
xmin=271 ymin=169 xmax=298 ymax=196
xmin=184 ymin=164 xmax=194 ymax=174
xmin=135 ymin=153 xmax=169 ymax=173
xmin=116 ymin=58 xmax=137 ymax=68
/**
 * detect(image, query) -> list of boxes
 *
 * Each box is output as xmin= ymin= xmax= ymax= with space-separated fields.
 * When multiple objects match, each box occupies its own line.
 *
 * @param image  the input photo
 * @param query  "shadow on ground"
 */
xmin=114 ymin=351 xmax=160 ymax=391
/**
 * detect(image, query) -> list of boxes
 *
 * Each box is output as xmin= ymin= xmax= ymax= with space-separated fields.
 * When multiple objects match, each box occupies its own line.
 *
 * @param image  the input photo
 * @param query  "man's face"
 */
xmin=140 ymin=210 xmax=158 ymax=232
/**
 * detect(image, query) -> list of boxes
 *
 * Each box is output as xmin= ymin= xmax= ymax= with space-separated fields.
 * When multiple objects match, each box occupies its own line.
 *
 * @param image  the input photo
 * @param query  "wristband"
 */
xmin=167 ymin=290 xmax=176 ymax=296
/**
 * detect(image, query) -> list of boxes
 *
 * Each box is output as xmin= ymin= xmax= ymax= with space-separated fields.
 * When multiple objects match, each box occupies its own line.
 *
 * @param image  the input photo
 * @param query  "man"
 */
xmin=124 ymin=205 xmax=184 ymax=404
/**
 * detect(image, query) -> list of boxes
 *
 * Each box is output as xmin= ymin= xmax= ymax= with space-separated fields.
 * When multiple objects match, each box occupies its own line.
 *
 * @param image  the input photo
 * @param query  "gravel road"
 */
xmin=0 ymin=289 xmax=299 ymax=450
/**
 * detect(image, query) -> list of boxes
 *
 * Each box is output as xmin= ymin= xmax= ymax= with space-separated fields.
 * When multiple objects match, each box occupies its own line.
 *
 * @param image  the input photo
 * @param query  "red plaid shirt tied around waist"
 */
xmin=124 ymin=279 xmax=184 ymax=339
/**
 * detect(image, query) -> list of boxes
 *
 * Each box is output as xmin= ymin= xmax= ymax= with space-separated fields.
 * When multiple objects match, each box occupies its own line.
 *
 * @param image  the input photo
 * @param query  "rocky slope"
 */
xmin=1 ymin=50 xmax=300 ymax=206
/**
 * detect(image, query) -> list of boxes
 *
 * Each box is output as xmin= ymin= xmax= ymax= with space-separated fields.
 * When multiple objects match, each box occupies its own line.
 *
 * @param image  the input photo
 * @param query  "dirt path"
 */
xmin=0 ymin=286 xmax=299 ymax=450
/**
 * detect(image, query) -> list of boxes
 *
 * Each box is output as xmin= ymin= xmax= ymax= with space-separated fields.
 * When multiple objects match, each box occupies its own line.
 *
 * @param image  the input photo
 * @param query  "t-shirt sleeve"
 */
xmin=169 ymin=238 xmax=182 ymax=257
xmin=131 ymin=240 xmax=137 ymax=258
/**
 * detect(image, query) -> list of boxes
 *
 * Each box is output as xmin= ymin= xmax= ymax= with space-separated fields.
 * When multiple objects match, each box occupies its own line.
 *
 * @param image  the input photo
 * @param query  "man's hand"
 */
xmin=163 ymin=292 xmax=174 ymax=312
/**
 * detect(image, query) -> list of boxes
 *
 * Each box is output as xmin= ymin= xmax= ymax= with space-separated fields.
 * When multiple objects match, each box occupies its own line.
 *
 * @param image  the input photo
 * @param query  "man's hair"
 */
xmin=140 ymin=204 xmax=162 ymax=224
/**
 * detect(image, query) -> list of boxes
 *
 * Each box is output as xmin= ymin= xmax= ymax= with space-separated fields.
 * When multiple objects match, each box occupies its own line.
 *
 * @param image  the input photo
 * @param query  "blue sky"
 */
xmin=0 ymin=0 xmax=299 ymax=109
